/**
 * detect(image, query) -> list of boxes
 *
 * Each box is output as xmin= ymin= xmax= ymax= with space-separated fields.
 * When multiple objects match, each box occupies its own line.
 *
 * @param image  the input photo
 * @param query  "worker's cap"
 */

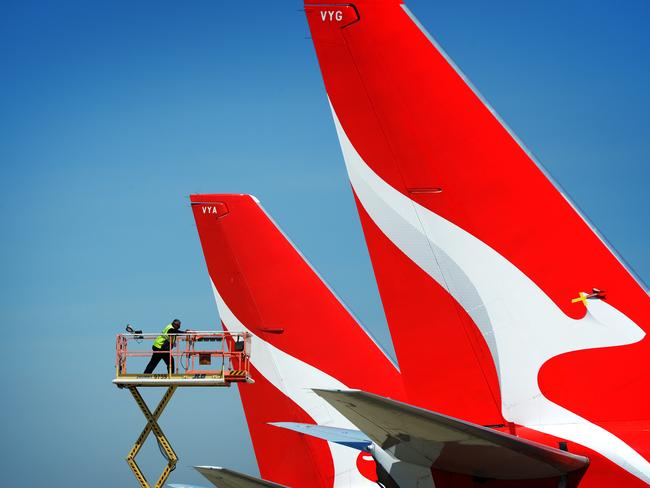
xmin=172 ymin=319 xmax=181 ymax=327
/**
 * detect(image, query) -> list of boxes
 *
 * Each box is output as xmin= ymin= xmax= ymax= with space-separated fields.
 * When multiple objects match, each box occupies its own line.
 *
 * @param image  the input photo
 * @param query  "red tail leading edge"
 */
xmin=304 ymin=1 xmax=649 ymax=486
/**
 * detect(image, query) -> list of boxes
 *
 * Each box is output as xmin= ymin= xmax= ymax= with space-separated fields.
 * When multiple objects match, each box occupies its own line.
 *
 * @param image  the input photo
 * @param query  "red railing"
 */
xmin=115 ymin=331 xmax=251 ymax=380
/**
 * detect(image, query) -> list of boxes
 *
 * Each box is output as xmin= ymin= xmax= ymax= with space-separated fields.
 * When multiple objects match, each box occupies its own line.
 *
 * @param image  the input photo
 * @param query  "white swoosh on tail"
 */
xmin=211 ymin=281 xmax=378 ymax=487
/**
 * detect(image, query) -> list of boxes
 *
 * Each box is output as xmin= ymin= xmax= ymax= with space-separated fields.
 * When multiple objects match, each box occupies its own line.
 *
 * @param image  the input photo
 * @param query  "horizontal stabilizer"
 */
xmin=194 ymin=467 xmax=287 ymax=488
xmin=314 ymin=390 xmax=589 ymax=480
xmin=269 ymin=422 xmax=372 ymax=451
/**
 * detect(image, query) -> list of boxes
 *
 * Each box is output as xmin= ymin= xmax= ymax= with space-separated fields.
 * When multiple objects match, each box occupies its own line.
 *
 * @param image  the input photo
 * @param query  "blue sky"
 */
xmin=1 ymin=1 xmax=648 ymax=486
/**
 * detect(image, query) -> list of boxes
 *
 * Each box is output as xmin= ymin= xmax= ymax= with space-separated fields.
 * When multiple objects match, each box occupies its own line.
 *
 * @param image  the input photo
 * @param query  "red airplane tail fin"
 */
xmin=304 ymin=2 xmax=649 ymax=483
xmin=191 ymin=194 xmax=404 ymax=487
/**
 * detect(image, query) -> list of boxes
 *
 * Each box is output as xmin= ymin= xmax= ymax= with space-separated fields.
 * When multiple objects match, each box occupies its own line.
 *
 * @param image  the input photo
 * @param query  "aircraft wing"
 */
xmin=194 ymin=467 xmax=287 ymax=488
xmin=314 ymin=390 xmax=589 ymax=480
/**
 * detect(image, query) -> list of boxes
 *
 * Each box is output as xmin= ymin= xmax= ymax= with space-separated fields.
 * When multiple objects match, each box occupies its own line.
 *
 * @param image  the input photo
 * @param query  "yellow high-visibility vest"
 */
xmin=153 ymin=324 xmax=175 ymax=349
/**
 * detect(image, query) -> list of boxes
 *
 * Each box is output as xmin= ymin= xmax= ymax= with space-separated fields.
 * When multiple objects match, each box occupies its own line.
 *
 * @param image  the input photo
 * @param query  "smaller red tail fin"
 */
xmin=190 ymin=194 xmax=404 ymax=487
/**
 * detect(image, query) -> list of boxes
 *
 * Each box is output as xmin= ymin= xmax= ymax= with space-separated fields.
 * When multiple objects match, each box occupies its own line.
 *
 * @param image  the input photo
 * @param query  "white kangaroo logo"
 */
xmin=330 ymin=104 xmax=649 ymax=483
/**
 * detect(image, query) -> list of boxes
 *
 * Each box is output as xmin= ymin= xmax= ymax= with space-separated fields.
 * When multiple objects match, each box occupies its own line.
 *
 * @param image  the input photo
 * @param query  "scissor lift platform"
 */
xmin=114 ymin=330 xmax=252 ymax=488
xmin=114 ymin=375 xmax=240 ymax=387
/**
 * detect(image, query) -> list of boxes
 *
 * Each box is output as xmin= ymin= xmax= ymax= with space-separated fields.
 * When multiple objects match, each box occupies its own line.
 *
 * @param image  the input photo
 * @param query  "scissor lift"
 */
xmin=114 ymin=330 xmax=253 ymax=488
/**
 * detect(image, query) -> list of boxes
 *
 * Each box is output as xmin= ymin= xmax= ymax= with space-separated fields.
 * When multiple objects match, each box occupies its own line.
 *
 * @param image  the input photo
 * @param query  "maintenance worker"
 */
xmin=144 ymin=319 xmax=189 ymax=374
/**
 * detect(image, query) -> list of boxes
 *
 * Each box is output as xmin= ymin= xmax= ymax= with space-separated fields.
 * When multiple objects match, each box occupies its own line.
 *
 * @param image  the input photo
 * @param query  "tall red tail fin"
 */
xmin=304 ymin=2 xmax=649 ymax=483
xmin=191 ymin=194 xmax=404 ymax=487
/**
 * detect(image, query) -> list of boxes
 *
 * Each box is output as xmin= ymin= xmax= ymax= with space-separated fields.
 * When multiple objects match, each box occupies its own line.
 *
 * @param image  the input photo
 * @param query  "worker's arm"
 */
xmin=169 ymin=328 xmax=192 ymax=335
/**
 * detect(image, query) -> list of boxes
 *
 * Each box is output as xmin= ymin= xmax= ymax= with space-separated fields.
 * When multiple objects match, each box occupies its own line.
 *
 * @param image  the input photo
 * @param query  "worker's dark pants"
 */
xmin=144 ymin=346 xmax=174 ymax=374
